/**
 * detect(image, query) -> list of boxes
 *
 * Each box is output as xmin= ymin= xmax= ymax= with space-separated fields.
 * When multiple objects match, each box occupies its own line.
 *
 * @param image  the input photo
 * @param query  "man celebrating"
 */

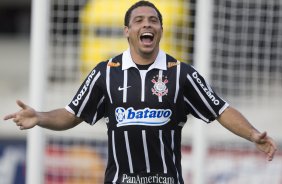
xmin=4 ymin=1 xmax=277 ymax=184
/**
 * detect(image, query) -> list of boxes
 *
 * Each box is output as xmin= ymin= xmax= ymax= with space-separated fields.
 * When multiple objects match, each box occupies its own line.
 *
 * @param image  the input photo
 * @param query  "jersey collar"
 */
xmin=122 ymin=49 xmax=167 ymax=71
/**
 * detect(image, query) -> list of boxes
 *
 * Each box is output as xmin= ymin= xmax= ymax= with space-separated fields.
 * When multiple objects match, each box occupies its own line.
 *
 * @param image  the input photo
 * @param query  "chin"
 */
xmin=140 ymin=46 xmax=158 ymax=54
xmin=140 ymin=49 xmax=155 ymax=56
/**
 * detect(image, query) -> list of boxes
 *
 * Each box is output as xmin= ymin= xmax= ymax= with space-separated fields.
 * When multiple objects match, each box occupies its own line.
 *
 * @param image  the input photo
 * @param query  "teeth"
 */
xmin=141 ymin=33 xmax=153 ymax=37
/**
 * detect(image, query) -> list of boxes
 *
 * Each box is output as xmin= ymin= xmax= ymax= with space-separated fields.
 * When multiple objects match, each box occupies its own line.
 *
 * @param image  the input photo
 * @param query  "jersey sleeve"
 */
xmin=182 ymin=64 xmax=229 ymax=123
xmin=65 ymin=63 xmax=106 ymax=125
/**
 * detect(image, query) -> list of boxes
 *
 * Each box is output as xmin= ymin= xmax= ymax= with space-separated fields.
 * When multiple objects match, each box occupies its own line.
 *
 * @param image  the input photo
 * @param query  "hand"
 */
xmin=251 ymin=131 xmax=277 ymax=161
xmin=3 ymin=100 xmax=38 ymax=130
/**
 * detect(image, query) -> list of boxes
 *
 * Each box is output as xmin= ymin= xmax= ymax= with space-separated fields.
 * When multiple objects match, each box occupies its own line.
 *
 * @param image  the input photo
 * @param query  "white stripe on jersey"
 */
xmin=159 ymin=130 xmax=167 ymax=174
xmin=107 ymin=59 xmax=113 ymax=104
xmin=174 ymin=62 xmax=180 ymax=103
xmin=123 ymin=70 xmax=128 ymax=103
xmin=91 ymin=96 xmax=105 ymax=125
xmin=219 ymin=103 xmax=229 ymax=114
xmin=158 ymin=70 xmax=163 ymax=102
xmin=65 ymin=105 xmax=75 ymax=115
xmin=77 ymin=71 xmax=101 ymax=117
xmin=171 ymin=130 xmax=180 ymax=184
xmin=187 ymin=74 xmax=217 ymax=117
xmin=124 ymin=131 xmax=134 ymax=173
xmin=142 ymin=130 xmax=150 ymax=173
xmin=139 ymin=70 xmax=147 ymax=102
xmin=184 ymin=97 xmax=209 ymax=122
xmin=112 ymin=131 xmax=119 ymax=183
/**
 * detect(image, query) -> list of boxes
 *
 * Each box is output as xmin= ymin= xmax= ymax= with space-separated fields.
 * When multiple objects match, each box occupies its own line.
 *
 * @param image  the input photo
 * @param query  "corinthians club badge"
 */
xmin=151 ymin=75 xmax=168 ymax=97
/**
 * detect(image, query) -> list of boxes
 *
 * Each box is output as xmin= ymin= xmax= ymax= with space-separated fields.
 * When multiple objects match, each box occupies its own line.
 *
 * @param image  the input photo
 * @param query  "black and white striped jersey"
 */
xmin=66 ymin=49 xmax=229 ymax=184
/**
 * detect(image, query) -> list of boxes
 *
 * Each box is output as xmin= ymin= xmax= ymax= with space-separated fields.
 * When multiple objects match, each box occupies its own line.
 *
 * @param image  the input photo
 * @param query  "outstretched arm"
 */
xmin=217 ymin=106 xmax=277 ymax=161
xmin=3 ymin=100 xmax=82 ymax=131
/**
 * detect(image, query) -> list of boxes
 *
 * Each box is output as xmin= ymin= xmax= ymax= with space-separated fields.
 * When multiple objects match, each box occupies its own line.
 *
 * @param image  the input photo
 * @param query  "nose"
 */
xmin=142 ymin=19 xmax=151 ymax=28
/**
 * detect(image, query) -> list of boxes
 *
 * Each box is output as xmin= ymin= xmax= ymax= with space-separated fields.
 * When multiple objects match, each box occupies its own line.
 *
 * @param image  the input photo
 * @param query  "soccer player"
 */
xmin=3 ymin=1 xmax=277 ymax=184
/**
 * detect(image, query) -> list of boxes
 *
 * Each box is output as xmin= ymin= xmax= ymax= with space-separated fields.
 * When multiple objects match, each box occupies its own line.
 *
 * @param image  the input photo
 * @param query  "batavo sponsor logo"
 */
xmin=192 ymin=71 xmax=220 ymax=105
xmin=72 ymin=70 xmax=96 ymax=106
xmin=115 ymin=107 xmax=172 ymax=127
xmin=120 ymin=173 xmax=175 ymax=184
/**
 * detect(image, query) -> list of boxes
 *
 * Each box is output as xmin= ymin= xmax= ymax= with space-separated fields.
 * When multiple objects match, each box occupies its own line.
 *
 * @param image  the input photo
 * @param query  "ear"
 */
xmin=124 ymin=26 xmax=129 ymax=38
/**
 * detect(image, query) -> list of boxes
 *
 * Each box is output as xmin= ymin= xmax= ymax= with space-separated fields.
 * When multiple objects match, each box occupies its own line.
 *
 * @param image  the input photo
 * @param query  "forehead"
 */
xmin=130 ymin=6 xmax=159 ymax=19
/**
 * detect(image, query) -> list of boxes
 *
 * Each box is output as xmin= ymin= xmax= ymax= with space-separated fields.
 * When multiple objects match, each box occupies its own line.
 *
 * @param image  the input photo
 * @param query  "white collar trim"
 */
xmin=122 ymin=49 xmax=167 ymax=71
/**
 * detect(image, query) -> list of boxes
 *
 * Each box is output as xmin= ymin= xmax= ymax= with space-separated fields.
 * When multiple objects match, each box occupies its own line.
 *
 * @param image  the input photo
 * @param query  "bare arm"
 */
xmin=217 ymin=106 xmax=277 ymax=161
xmin=3 ymin=100 xmax=82 ymax=131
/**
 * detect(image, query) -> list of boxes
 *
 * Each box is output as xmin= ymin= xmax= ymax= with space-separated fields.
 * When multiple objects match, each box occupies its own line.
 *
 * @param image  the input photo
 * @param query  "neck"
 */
xmin=129 ymin=48 xmax=159 ymax=65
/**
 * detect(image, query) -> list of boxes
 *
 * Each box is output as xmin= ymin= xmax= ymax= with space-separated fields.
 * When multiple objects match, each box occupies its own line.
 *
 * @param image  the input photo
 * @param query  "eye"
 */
xmin=150 ymin=17 xmax=159 ymax=23
xmin=134 ymin=17 xmax=143 ymax=23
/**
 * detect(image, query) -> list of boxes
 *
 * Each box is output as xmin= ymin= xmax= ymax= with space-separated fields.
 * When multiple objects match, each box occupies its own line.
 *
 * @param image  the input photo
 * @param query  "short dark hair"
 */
xmin=124 ymin=1 xmax=163 ymax=27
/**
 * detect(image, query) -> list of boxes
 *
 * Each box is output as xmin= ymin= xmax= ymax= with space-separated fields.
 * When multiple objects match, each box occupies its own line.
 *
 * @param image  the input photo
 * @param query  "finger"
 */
xmin=269 ymin=138 xmax=278 ymax=151
xmin=16 ymin=100 xmax=28 ymax=110
xmin=267 ymin=151 xmax=275 ymax=161
xmin=268 ymin=142 xmax=278 ymax=161
xmin=262 ymin=139 xmax=276 ymax=161
xmin=13 ymin=117 xmax=21 ymax=125
xmin=3 ymin=113 xmax=17 ymax=121
xmin=267 ymin=154 xmax=273 ymax=161
xmin=267 ymin=147 xmax=274 ymax=161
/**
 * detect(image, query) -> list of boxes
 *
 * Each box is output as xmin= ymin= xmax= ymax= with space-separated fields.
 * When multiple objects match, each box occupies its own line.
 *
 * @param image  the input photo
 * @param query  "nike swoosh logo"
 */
xmin=118 ymin=86 xmax=131 ymax=91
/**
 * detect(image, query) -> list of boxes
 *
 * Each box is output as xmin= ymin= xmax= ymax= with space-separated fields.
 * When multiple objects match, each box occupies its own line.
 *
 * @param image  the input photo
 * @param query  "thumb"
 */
xmin=255 ymin=131 xmax=267 ymax=143
xmin=258 ymin=131 xmax=267 ymax=139
xmin=16 ymin=100 xmax=28 ymax=110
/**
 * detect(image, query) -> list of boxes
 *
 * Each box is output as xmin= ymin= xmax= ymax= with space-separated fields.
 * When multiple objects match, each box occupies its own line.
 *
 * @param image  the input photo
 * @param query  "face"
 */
xmin=124 ymin=6 xmax=163 ymax=58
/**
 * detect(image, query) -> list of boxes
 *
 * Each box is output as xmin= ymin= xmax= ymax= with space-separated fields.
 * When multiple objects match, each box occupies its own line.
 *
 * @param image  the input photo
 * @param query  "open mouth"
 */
xmin=140 ymin=32 xmax=154 ymax=45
